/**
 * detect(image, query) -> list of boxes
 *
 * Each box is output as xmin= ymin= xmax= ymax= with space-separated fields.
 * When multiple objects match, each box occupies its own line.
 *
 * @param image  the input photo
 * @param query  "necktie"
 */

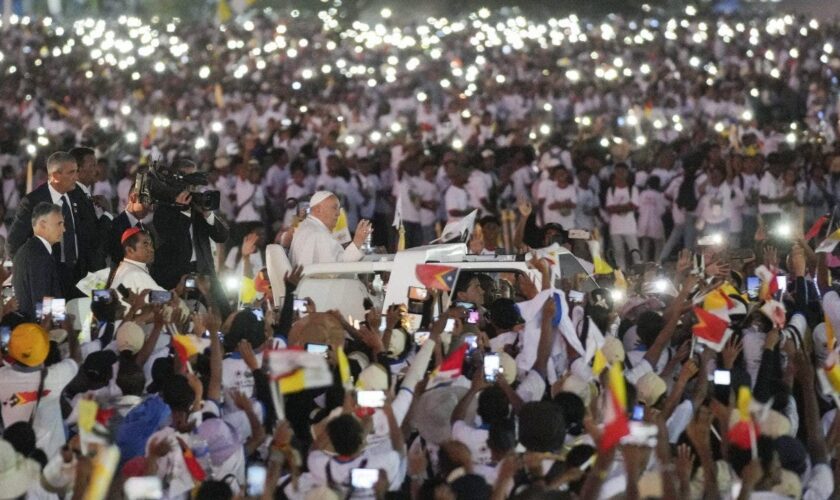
xmin=60 ymin=196 xmax=77 ymax=265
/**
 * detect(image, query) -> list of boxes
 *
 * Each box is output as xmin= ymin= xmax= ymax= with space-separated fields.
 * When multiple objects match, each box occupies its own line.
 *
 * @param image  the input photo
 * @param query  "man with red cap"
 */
xmin=110 ymin=227 xmax=165 ymax=303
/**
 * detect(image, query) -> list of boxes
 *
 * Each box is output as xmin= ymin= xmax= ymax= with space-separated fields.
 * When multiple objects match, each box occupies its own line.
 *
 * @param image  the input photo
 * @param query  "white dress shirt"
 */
xmin=47 ymin=184 xmax=77 ymax=261
xmin=289 ymin=216 xmax=363 ymax=267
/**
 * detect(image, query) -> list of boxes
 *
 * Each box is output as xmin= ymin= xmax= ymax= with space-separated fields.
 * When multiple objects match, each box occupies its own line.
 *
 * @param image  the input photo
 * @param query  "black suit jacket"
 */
xmin=12 ymin=237 xmax=62 ymax=319
xmin=69 ymin=185 xmax=110 ymax=273
xmin=150 ymin=206 xmax=228 ymax=289
xmin=6 ymin=183 xmax=53 ymax=259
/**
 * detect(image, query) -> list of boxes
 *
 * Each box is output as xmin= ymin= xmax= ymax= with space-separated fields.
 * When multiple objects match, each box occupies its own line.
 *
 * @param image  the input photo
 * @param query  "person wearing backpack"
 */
xmin=658 ymin=151 xmax=703 ymax=263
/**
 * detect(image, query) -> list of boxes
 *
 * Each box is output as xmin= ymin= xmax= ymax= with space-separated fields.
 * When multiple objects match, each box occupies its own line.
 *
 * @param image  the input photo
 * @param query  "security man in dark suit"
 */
xmin=12 ymin=202 xmax=64 ymax=319
xmin=150 ymin=158 xmax=229 ymax=314
xmin=69 ymin=146 xmax=111 ymax=274
xmin=7 ymin=151 xmax=81 ymax=298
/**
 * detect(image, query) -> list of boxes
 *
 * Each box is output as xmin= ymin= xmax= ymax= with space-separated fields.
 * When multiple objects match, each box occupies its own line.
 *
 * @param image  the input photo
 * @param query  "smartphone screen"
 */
xmin=408 ymin=286 xmax=428 ymax=301
xmin=465 ymin=334 xmax=478 ymax=351
xmin=776 ymin=275 xmax=788 ymax=292
xmin=293 ymin=298 xmax=308 ymax=316
xmin=380 ymin=316 xmax=387 ymax=330
xmin=51 ymin=298 xmax=66 ymax=322
xmin=631 ymin=404 xmax=645 ymax=421
xmin=455 ymin=301 xmax=475 ymax=310
xmin=714 ymin=369 xmax=731 ymax=385
xmin=414 ymin=330 xmax=430 ymax=346
xmin=444 ymin=318 xmax=455 ymax=333
xmin=351 ymin=468 xmax=379 ymax=490
xmin=251 ymin=307 xmax=264 ymax=321
xmin=306 ymin=343 xmax=329 ymax=357
xmin=0 ymin=326 xmax=10 ymax=347
xmin=467 ymin=310 xmax=480 ymax=324
xmin=246 ymin=464 xmax=266 ymax=496
xmin=149 ymin=290 xmax=172 ymax=305
xmin=39 ymin=297 xmax=53 ymax=320
xmin=356 ymin=390 xmax=386 ymax=408
xmin=568 ymin=290 xmax=584 ymax=303
xmin=185 ymin=277 xmax=197 ymax=289
xmin=92 ymin=289 xmax=111 ymax=303
xmin=484 ymin=353 xmax=501 ymax=382
xmin=746 ymin=276 xmax=760 ymax=300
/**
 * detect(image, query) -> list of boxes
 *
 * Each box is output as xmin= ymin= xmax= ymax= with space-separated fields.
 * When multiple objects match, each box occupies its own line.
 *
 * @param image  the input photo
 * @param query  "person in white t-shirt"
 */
xmin=604 ymin=163 xmax=640 ymax=270
xmin=542 ymin=166 xmax=577 ymax=230
xmin=758 ymin=156 xmax=786 ymax=227
xmin=445 ymin=167 xmax=472 ymax=225
xmin=417 ymin=160 xmax=440 ymax=244
xmin=0 ymin=323 xmax=78 ymax=457
xmin=637 ymin=176 xmax=667 ymax=263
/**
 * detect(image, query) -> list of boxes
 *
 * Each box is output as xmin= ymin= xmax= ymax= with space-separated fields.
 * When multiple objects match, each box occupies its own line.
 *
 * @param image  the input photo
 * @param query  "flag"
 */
xmin=217 ymin=0 xmax=232 ymax=23
xmin=79 ymin=399 xmax=98 ymax=433
xmin=806 ymin=215 xmax=830 ymax=241
xmin=582 ymin=318 xmax=607 ymax=375
xmin=727 ymin=386 xmax=759 ymax=453
xmin=182 ymin=448 xmax=206 ymax=482
xmin=394 ymin=195 xmax=406 ymax=251
xmin=337 ymin=346 xmax=352 ymax=388
xmin=240 ymin=276 xmax=257 ymax=304
xmin=599 ymin=363 xmax=629 ymax=452
xmin=428 ymin=343 xmax=468 ymax=389
xmin=692 ymin=307 xmax=731 ymax=351
xmin=433 ymin=209 xmax=478 ymax=243
xmin=531 ymin=243 xmax=562 ymax=282
xmin=759 ymin=300 xmax=786 ymax=329
xmin=587 ymin=239 xmax=614 ymax=275
xmin=416 ymin=264 xmax=457 ymax=292
xmin=82 ymin=446 xmax=120 ymax=500
xmin=266 ymin=349 xmax=333 ymax=395
xmin=333 ymin=209 xmax=351 ymax=245
xmin=172 ymin=334 xmax=200 ymax=368
xmin=816 ymin=229 xmax=840 ymax=254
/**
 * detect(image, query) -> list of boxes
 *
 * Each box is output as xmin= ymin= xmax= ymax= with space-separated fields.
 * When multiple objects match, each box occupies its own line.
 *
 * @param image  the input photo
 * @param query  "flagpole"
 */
xmin=270 ymin=382 xmax=286 ymax=421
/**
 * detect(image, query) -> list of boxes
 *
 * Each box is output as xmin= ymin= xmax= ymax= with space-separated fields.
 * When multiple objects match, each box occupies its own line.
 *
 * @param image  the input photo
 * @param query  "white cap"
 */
xmin=309 ymin=191 xmax=336 ymax=208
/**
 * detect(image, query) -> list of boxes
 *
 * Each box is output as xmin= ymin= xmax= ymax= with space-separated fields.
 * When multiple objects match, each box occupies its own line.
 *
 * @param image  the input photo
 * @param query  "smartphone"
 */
xmin=0 ymin=326 xmax=10 ymax=348
xmin=776 ymin=275 xmax=788 ymax=292
xmin=465 ymin=334 xmax=478 ymax=352
xmin=251 ymin=307 xmax=264 ymax=321
xmin=246 ymin=464 xmax=267 ymax=496
xmin=444 ymin=318 xmax=456 ymax=333
xmin=380 ymin=316 xmax=387 ymax=330
xmin=356 ymin=390 xmax=386 ymax=408
xmin=51 ymin=298 xmax=66 ymax=322
xmin=484 ymin=353 xmax=501 ymax=382
xmin=299 ymin=201 xmax=310 ymax=218
xmin=351 ymin=468 xmax=379 ymax=490
xmin=631 ymin=404 xmax=645 ymax=421
xmin=714 ymin=369 xmax=731 ymax=386
xmin=306 ymin=343 xmax=329 ymax=357
xmin=39 ymin=297 xmax=53 ymax=320
xmin=746 ymin=275 xmax=760 ymax=300
xmin=124 ymin=476 xmax=163 ymax=500
xmin=408 ymin=286 xmax=428 ymax=301
xmin=92 ymin=289 xmax=111 ymax=303
xmin=467 ymin=310 xmax=480 ymax=324
xmin=149 ymin=290 xmax=172 ymax=305
xmin=1 ymin=285 xmax=13 ymax=299
xmin=568 ymin=229 xmax=591 ymax=240
xmin=455 ymin=301 xmax=475 ymax=310
xmin=568 ymin=290 xmax=584 ymax=303
xmin=116 ymin=284 xmax=131 ymax=300
xmin=414 ymin=330 xmax=430 ymax=346
xmin=185 ymin=277 xmax=197 ymax=290
xmin=293 ymin=298 xmax=308 ymax=316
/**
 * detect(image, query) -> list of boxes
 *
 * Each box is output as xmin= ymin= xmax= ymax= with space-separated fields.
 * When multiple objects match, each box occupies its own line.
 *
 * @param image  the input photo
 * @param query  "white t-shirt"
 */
xmin=542 ymin=184 xmax=577 ymax=229
xmin=758 ymin=172 xmax=782 ymax=214
xmin=451 ymin=420 xmax=491 ymax=465
xmin=0 ymin=359 xmax=78 ymax=456
xmin=416 ymin=178 xmax=438 ymax=227
xmin=605 ymin=185 xmax=639 ymax=235
xmin=221 ymin=355 xmax=262 ymax=399
xmin=445 ymin=185 xmax=470 ymax=224
xmin=307 ymin=449 xmax=404 ymax=492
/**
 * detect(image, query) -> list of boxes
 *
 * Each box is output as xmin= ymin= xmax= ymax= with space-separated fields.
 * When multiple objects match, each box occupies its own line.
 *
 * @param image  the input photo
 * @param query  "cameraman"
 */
xmin=149 ymin=159 xmax=230 ymax=315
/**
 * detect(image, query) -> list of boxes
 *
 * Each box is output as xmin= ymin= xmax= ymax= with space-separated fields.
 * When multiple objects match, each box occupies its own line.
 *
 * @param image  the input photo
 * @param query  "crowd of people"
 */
xmin=0 ymin=3 xmax=840 ymax=499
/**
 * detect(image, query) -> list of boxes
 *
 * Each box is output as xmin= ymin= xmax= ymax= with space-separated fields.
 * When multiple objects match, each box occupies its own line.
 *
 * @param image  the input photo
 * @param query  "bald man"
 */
xmin=289 ymin=191 xmax=372 ymax=267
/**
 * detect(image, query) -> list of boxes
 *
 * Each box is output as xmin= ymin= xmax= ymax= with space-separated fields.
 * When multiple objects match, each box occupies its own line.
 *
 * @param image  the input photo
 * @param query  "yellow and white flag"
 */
xmin=266 ymin=349 xmax=334 ymax=395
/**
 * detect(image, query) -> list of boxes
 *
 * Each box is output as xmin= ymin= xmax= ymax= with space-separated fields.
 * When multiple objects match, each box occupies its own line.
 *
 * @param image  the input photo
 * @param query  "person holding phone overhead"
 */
xmin=11 ymin=202 xmax=63 ymax=320
xmin=289 ymin=190 xmax=372 ymax=267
